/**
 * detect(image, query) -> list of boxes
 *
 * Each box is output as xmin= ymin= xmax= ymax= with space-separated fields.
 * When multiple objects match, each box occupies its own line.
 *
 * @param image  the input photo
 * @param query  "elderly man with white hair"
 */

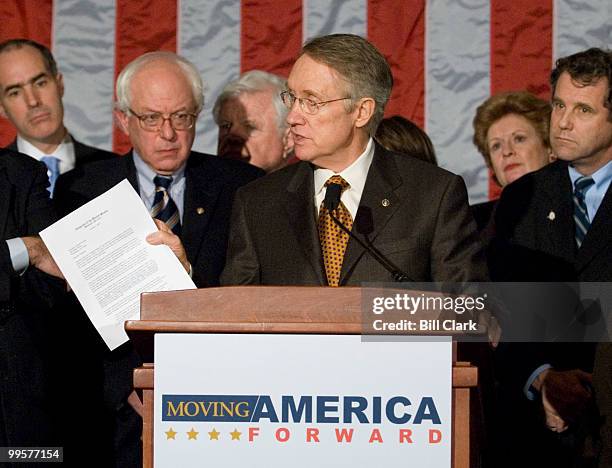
xmin=54 ymin=51 xmax=262 ymax=467
xmin=213 ymin=70 xmax=295 ymax=172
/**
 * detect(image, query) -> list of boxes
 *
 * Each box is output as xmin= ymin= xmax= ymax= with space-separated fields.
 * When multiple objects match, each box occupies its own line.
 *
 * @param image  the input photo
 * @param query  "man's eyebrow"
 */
xmin=3 ymin=72 xmax=49 ymax=93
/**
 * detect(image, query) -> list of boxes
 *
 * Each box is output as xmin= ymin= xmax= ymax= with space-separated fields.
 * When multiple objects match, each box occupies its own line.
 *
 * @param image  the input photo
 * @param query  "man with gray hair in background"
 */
xmin=213 ymin=70 xmax=294 ymax=172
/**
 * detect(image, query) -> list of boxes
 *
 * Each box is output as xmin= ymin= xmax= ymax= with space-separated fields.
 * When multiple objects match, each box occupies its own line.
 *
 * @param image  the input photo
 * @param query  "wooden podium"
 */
xmin=127 ymin=286 xmax=481 ymax=468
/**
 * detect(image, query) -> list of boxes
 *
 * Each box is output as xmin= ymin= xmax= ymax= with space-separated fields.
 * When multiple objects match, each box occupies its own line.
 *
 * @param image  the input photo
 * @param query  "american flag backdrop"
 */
xmin=0 ymin=0 xmax=610 ymax=203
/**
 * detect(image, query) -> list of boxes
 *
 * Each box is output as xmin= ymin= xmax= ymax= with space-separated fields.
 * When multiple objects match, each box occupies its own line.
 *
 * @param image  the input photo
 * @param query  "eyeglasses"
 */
xmin=280 ymin=91 xmax=351 ymax=115
xmin=128 ymin=108 xmax=197 ymax=131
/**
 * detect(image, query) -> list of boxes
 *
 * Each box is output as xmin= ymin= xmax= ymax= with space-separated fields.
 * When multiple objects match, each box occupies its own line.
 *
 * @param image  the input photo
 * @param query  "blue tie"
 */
xmin=41 ymin=156 xmax=60 ymax=197
xmin=150 ymin=175 xmax=181 ymax=236
xmin=573 ymin=176 xmax=595 ymax=248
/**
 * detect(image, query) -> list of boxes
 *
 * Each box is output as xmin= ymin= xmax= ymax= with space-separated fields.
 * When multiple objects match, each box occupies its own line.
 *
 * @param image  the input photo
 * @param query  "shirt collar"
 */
xmin=17 ymin=132 xmax=75 ymax=169
xmin=568 ymin=160 xmax=612 ymax=190
xmin=314 ymin=137 xmax=375 ymax=197
xmin=132 ymin=150 xmax=186 ymax=194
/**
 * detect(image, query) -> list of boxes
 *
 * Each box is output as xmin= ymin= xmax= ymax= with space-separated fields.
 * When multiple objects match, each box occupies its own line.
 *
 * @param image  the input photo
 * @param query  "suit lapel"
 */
xmin=73 ymin=139 xmax=88 ymax=165
xmin=576 ymin=179 xmax=612 ymax=271
xmin=340 ymin=145 xmax=402 ymax=284
xmin=540 ymin=162 xmax=576 ymax=263
xmin=0 ymin=165 xmax=12 ymax=240
xmin=124 ymin=152 xmax=140 ymax=192
xmin=283 ymin=162 xmax=326 ymax=285
xmin=181 ymin=156 xmax=220 ymax=263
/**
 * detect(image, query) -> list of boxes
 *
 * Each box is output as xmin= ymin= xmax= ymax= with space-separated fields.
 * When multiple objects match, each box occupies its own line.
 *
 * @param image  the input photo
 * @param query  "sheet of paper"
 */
xmin=40 ymin=179 xmax=196 ymax=351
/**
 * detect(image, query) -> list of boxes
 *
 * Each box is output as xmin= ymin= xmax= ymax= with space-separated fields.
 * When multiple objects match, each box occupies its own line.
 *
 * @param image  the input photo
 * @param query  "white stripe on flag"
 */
xmin=554 ymin=0 xmax=612 ymax=61
xmin=53 ymin=0 xmax=116 ymax=152
xmin=303 ymin=0 xmax=367 ymax=42
xmin=425 ymin=0 xmax=490 ymax=203
xmin=179 ymin=0 xmax=241 ymax=155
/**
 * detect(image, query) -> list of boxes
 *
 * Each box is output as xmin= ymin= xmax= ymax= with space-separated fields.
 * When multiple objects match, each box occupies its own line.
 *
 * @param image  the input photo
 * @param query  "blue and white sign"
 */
xmin=154 ymin=334 xmax=452 ymax=467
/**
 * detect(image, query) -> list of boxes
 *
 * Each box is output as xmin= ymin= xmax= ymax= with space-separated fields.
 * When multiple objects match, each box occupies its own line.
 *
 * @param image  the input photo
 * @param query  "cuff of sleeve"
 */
xmin=188 ymin=262 xmax=193 ymax=278
xmin=6 ymin=238 xmax=29 ymax=275
xmin=524 ymin=364 xmax=553 ymax=400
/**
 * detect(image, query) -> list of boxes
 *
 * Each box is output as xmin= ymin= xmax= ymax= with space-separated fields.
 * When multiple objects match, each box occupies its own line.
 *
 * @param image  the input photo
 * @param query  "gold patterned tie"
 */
xmin=318 ymin=175 xmax=353 ymax=287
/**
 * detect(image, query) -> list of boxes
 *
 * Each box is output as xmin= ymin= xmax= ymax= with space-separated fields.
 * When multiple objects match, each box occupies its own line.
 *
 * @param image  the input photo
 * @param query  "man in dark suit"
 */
xmin=489 ymin=47 xmax=612 ymax=467
xmin=221 ymin=34 xmax=486 ymax=286
xmin=0 ymin=39 xmax=113 ymax=196
xmin=54 ymin=51 xmax=262 ymax=468
xmin=0 ymin=148 xmax=64 ymax=461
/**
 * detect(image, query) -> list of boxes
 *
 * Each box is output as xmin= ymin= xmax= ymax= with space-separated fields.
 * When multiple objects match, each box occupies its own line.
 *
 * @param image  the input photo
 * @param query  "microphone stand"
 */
xmin=328 ymin=210 xmax=412 ymax=283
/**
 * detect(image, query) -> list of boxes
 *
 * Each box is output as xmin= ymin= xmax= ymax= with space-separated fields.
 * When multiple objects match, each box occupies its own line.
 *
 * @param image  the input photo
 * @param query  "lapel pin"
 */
xmin=381 ymin=198 xmax=390 ymax=207
xmin=547 ymin=211 xmax=555 ymax=221
xmin=196 ymin=207 xmax=205 ymax=215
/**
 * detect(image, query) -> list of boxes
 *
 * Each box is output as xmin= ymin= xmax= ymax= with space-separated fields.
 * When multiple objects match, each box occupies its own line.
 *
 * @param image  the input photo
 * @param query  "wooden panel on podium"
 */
xmin=127 ymin=286 xmax=481 ymax=468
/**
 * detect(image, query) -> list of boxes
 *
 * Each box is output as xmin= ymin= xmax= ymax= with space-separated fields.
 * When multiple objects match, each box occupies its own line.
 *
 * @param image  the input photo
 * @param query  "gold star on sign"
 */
xmin=165 ymin=428 xmax=177 ymax=440
xmin=208 ymin=428 xmax=220 ymax=440
xmin=187 ymin=428 xmax=199 ymax=440
xmin=230 ymin=428 xmax=242 ymax=440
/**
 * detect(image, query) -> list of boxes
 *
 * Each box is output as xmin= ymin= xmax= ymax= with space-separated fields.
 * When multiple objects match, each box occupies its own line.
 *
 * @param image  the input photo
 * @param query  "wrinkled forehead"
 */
xmin=130 ymin=61 xmax=196 ymax=110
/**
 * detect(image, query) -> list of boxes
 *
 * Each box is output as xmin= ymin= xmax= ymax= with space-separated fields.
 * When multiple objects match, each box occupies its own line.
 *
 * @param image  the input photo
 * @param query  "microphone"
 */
xmin=323 ymin=183 xmax=413 ymax=282
xmin=323 ymin=183 xmax=342 ymax=212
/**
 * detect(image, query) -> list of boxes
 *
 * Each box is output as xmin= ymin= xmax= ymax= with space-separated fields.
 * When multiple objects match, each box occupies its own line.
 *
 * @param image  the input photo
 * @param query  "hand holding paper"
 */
xmin=40 ymin=180 xmax=196 ymax=350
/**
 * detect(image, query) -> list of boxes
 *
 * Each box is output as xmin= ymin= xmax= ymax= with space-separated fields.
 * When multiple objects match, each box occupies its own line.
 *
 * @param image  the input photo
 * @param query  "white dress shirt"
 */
xmin=313 ymin=137 xmax=375 ymax=219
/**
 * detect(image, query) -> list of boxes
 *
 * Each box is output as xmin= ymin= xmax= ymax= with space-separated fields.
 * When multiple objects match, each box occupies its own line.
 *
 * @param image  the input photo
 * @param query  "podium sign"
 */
xmin=154 ymin=334 xmax=452 ymax=467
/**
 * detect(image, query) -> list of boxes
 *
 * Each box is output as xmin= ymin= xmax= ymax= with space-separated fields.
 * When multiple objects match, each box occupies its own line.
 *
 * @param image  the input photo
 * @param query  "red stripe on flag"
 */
xmin=241 ymin=0 xmax=302 ymax=77
xmin=489 ymin=0 xmax=553 ymax=199
xmin=113 ymin=0 xmax=177 ymax=154
xmin=368 ymin=0 xmax=425 ymax=129
xmin=0 ymin=0 xmax=53 ymax=147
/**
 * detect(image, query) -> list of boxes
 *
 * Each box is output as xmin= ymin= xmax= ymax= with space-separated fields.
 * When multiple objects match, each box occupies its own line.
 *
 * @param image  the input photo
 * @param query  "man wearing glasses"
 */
xmin=53 ymin=51 xmax=262 ymax=467
xmin=221 ymin=34 xmax=486 ymax=287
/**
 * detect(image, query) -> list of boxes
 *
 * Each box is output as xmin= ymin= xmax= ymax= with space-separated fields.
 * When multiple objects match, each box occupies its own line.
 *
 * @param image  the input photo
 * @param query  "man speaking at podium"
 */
xmin=221 ymin=34 xmax=486 ymax=286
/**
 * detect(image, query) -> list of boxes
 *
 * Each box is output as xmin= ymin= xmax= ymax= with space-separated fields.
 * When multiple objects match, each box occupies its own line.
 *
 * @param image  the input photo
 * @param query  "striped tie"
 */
xmin=573 ymin=176 xmax=594 ymax=248
xmin=318 ymin=175 xmax=353 ymax=287
xmin=151 ymin=175 xmax=181 ymax=236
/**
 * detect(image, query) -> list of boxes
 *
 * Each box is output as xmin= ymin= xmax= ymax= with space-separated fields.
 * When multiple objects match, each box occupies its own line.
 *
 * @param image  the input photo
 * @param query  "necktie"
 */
xmin=41 ymin=155 xmax=60 ymax=197
xmin=573 ymin=175 xmax=595 ymax=248
xmin=318 ymin=175 xmax=353 ymax=287
xmin=151 ymin=175 xmax=182 ymax=236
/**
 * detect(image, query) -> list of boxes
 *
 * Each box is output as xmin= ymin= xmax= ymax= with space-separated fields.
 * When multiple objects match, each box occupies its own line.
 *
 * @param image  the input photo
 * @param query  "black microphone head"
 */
xmin=323 ymin=183 xmax=342 ymax=212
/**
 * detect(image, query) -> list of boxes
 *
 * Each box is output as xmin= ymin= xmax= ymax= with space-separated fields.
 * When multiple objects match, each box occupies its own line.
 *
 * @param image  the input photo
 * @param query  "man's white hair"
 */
xmin=115 ymin=51 xmax=204 ymax=113
xmin=212 ymin=70 xmax=288 ymax=132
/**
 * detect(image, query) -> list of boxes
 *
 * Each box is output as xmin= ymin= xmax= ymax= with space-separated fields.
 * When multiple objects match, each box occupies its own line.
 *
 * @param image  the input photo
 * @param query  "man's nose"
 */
xmin=286 ymin=100 xmax=305 ymax=126
xmin=158 ymin=117 xmax=177 ymax=140
xmin=24 ymin=86 xmax=40 ymax=108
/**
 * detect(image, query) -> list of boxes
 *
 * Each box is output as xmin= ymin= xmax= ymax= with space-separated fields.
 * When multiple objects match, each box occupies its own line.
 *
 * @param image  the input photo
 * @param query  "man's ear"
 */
xmin=56 ymin=73 xmax=65 ymax=98
xmin=0 ymin=102 xmax=7 ymax=119
xmin=114 ymin=109 xmax=130 ymax=136
xmin=354 ymin=97 xmax=375 ymax=129
xmin=548 ymin=146 xmax=557 ymax=162
xmin=281 ymin=127 xmax=294 ymax=159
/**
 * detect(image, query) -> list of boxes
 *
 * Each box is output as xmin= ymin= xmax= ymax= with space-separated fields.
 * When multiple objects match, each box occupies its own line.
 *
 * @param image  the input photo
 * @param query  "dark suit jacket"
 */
xmin=221 ymin=143 xmax=487 ymax=285
xmin=471 ymin=199 xmax=498 ymax=233
xmin=52 ymin=150 xmax=261 ymax=466
xmin=488 ymin=160 xmax=612 ymax=466
xmin=0 ymin=149 xmax=59 ymax=449
xmin=490 ymin=160 xmax=612 ymax=378
xmin=8 ymin=136 xmax=115 ymax=168
xmin=594 ymin=342 xmax=612 ymax=468
xmin=54 ymin=151 xmax=263 ymax=288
